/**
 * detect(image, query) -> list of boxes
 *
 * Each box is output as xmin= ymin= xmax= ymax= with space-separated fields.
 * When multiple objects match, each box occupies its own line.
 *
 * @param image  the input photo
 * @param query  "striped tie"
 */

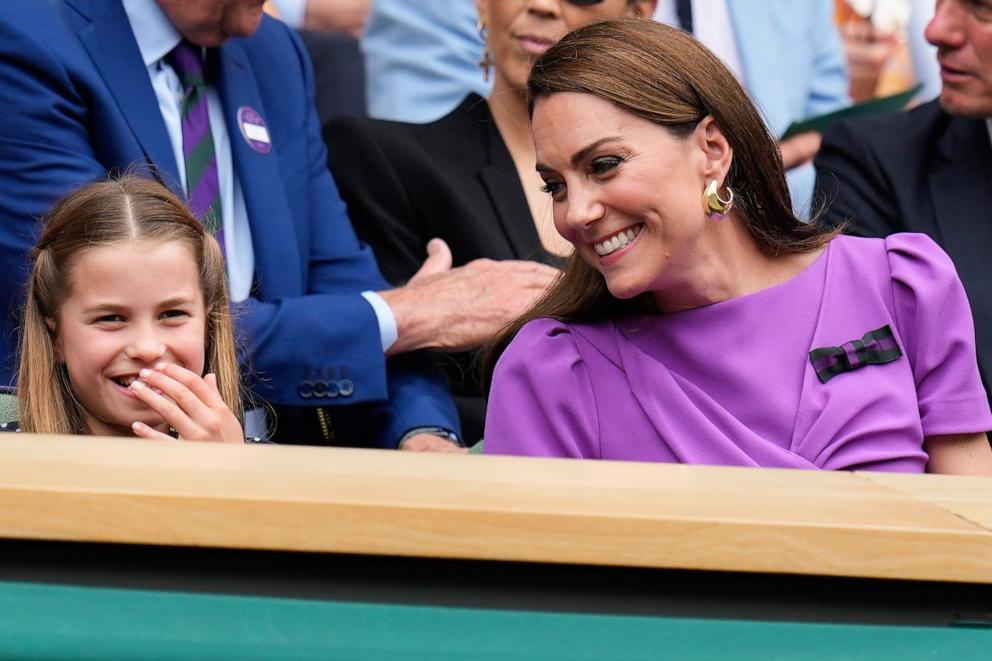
xmin=168 ymin=40 xmax=224 ymax=251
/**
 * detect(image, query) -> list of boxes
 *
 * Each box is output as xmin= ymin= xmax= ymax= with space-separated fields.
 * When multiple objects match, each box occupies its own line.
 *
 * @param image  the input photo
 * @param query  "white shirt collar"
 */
xmin=121 ymin=0 xmax=183 ymax=67
xmin=986 ymin=118 xmax=992 ymax=148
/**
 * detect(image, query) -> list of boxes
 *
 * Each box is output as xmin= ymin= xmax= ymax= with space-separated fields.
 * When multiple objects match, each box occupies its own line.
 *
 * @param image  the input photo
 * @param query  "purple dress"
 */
xmin=485 ymin=234 xmax=992 ymax=471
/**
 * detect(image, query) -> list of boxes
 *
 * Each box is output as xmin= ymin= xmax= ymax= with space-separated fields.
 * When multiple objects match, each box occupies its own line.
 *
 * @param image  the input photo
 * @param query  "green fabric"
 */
xmin=0 ymin=580 xmax=987 ymax=660
xmin=0 ymin=392 xmax=16 ymax=425
xmin=468 ymin=439 xmax=484 ymax=454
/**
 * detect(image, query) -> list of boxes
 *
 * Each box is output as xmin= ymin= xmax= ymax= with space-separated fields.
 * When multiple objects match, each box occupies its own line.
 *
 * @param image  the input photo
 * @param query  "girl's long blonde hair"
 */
xmin=17 ymin=176 xmax=241 ymax=434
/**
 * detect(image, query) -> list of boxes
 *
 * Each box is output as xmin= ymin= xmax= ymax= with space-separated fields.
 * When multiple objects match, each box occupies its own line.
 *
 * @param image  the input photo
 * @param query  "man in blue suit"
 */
xmin=0 ymin=0 xmax=555 ymax=449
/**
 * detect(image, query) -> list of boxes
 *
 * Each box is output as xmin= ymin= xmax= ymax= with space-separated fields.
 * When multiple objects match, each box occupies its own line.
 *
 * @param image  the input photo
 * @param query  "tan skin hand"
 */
xmin=924 ymin=433 xmax=992 ymax=476
xmin=399 ymin=433 xmax=469 ymax=453
xmin=379 ymin=238 xmax=559 ymax=355
xmin=129 ymin=363 xmax=244 ymax=443
xmin=778 ymin=131 xmax=822 ymax=170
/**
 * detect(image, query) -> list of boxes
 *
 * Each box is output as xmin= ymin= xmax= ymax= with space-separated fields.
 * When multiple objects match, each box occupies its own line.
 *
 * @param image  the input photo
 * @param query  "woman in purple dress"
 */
xmin=482 ymin=19 xmax=992 ymax=474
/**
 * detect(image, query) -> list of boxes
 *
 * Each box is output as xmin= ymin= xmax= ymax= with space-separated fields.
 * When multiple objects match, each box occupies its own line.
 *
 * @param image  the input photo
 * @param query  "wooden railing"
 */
xmin=0 ymin=434 xmax=989 ymax=583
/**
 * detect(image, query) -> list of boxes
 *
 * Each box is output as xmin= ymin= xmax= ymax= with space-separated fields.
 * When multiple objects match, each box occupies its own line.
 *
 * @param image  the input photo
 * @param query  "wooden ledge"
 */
xmin=0 ymin=434 xmax=990 ymax=583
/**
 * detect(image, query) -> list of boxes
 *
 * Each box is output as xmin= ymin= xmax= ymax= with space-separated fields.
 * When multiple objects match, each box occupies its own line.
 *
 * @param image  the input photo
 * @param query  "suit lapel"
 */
xmin=216 ymin=41 xmax=301 ymax=296
xmin=928 ymin=115 xmax=992 ymax=389
xmin=66 ymin=0 xmax=180 ymax=190
xmin=475 ymin=102 xmax=550 ymax=263
xmin=928 ymin=116 xmax=992 ymax=272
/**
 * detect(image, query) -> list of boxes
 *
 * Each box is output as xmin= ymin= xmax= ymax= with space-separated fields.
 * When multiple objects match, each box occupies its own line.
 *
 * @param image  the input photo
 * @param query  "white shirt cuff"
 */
xmin=271 ymin=0 xmax=307 ymax=28
xmin=361 ymin=291 xmax=398 ymax=353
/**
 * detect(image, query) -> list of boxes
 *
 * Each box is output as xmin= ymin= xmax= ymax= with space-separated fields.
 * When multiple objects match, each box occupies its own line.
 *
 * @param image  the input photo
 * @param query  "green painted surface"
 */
xmin=0 ymin=392 xmax=16 ymax=425
xmin=0 ymin=580 xmax=987 ymax=660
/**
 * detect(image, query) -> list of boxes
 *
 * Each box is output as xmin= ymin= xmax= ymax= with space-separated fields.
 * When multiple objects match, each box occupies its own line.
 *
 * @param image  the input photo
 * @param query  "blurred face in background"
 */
xmin=925 ymin=0 xmax=992 ymax=117
xmin=476 ymin=0 xmax=656 ymax=94
xmin=155 ymin=0 xmax=266 ymax=47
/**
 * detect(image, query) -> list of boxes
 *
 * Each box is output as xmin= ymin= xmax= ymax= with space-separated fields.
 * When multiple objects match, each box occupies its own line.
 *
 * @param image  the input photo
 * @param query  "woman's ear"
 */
xmin=45 ymin=317 xmax=64 ymax=362
xmin=696 ymin=116 xmax=733 ymax=185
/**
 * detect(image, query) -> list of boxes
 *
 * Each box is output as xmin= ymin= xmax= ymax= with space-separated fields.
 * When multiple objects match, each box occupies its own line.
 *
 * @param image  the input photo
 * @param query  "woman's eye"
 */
xmin=591 ymin=156 xmax=623 ymax=175
xmin=540 ymin=180 xmax=565 ymax=197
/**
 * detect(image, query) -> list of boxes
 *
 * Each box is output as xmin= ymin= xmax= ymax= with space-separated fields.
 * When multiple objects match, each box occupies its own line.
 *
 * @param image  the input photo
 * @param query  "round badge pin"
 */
xmin=237 ymin=106 xmax=272 ymax=155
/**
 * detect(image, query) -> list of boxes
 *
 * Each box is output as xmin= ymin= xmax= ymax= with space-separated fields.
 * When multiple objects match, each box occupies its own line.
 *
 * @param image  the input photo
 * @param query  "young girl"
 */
xmin=10 ymin=176 xmax=245 ymax=443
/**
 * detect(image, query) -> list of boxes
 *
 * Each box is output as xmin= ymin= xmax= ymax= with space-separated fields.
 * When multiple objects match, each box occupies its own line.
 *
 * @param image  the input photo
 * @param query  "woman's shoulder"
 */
xmin=827 ymin=232 xmax=954 ymax=278
xmin=829 ymin=232 xmax=946 ymax=257
xmin=505 ymin=317 xmax=623 ymax=367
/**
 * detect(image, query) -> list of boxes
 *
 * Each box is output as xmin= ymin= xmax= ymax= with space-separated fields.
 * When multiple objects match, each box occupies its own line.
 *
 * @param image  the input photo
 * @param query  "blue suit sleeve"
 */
xmin=0 ymin=15 xmax=113 ymax=387
xmin=241 ymin=24 xmax=460 ymax=443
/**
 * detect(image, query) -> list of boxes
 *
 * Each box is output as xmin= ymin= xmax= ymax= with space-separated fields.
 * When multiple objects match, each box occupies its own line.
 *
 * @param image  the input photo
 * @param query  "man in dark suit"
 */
xmin=814 ymin=0 xmax=992 ymax=399
xmin=0 ymin=0 xmax=554 ymax=449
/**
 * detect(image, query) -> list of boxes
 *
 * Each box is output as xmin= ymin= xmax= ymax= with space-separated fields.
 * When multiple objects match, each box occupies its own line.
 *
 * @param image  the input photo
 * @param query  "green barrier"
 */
xmin=0 ymin=581 xmax=987 ymax=661
xmin=0 ymin=392 xmax=16 ymax=425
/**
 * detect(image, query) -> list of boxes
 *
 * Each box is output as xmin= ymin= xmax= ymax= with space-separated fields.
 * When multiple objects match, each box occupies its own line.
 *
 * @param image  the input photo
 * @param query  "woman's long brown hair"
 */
xmin=17 ymin=176 xmax=241 ymax=434
xmin=482 ymin=18 xmax=840 ymax=391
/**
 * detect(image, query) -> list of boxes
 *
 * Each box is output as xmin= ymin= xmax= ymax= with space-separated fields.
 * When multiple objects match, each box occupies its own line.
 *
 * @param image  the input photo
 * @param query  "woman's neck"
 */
xmin=653 ymin=218 xmax=824 ymax=313
xmin=487 ymin=79 xmax=534 ymax=160
xmin=488 ymin=79 xmax=574 ymax=257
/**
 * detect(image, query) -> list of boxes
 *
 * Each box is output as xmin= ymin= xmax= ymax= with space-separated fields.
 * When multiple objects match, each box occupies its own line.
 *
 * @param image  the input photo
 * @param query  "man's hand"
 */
xmin=399 ymin=433 xmax=469 ymax=453
xmin=778 ymin=132 xmax=823 ymax=170
xmin=379 ymin=238 xmax=560 ymax=354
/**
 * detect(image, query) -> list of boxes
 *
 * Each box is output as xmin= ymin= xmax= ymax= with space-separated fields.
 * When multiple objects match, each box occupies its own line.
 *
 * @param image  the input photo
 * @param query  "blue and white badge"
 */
xmin=237 ymin=106 xmax=271 ymax=154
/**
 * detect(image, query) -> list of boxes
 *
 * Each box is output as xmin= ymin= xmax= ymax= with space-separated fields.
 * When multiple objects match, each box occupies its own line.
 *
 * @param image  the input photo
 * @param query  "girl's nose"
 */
xmin=124 ymin=337 xmax=166 ymax=363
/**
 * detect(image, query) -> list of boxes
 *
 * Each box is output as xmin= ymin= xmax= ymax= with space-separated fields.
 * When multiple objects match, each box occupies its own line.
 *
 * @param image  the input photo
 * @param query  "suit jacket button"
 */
xmin=313 ymin=380 xmax=327 ymax=398
xmin=325 ymin=380 xmax=340 ymax=398
xmin=298 ymin=381 xmax=314 ymax=399
xmin=339 ymin=379 xmax=354 ymax=397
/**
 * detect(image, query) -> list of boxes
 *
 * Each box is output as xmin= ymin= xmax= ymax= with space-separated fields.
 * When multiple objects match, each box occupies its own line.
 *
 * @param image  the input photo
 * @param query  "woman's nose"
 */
xmin=527 ymin=0 xmax=562 ymax=19
xmin=563 ymin=184 xmax=605 ymax=231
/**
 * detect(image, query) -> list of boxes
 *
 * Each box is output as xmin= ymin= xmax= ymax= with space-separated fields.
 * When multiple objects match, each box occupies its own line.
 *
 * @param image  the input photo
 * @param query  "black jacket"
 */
xmin=814 ymin=100 xmax=992 ymax=397
xmin=324 ymin=94 xmax=562 ymax=441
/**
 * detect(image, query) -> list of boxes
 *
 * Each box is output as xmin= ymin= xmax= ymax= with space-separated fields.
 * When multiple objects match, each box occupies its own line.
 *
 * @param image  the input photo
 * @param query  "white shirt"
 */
xmin=654 ymin=0 xmax=746 ymax=82
xmin=121 ymin=0 xmax=396 ymax=350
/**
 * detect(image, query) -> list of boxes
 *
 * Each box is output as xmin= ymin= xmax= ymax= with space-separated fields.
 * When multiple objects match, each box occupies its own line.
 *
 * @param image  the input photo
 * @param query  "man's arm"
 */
xmin=0 ymin=16 xmax=120 ymax=387
xmin=378 ymin=239 xmax=559 ymax=356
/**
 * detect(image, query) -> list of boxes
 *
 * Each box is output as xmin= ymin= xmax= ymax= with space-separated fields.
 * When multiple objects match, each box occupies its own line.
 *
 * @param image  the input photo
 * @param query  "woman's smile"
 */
xmin=592 ymin=224 xmax=643 ymax=257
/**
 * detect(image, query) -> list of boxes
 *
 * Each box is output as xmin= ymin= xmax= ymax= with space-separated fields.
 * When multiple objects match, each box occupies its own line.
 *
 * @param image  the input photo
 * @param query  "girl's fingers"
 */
xmin=131 ymin=420 xmax=176 ymax=441
xmin=130 ymin=365 xmax=243 ymax=443
xmin=204 ymin=372 xmax=220 ymax=395
xmin=155 ymin=363 xmax=227 ymax=409
xmin=135 ymin=367 xmax=214 ymax=428
xmin=128 ymin=378 xmax=199 ymax=439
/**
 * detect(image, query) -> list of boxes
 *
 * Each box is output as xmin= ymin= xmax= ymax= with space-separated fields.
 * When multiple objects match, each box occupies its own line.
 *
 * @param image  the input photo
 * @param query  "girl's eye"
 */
xmin=160 ymin=310 xmax=190 ymax=320
xmin=591 ymin=156 xmax=623 ymax=175
xmin=94 ymin=314 xmax=125 ymax=324
xmin=540 ymin=180 xmax=565 ymax=197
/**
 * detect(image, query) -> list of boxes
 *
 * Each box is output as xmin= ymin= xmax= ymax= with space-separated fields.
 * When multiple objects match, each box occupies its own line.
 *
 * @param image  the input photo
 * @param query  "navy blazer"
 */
xmin=0 ymin=0 xmax=458 ymax=445
xmin=814 ymin=100 xmax=992 ymax=400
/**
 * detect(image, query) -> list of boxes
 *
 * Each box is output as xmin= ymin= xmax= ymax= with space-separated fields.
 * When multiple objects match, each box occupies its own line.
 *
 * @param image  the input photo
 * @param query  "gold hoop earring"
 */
xmin=477 ymin=20 xmax=493 ymax=83
xmin=703 ymin=179 xmax=734 ymax=220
